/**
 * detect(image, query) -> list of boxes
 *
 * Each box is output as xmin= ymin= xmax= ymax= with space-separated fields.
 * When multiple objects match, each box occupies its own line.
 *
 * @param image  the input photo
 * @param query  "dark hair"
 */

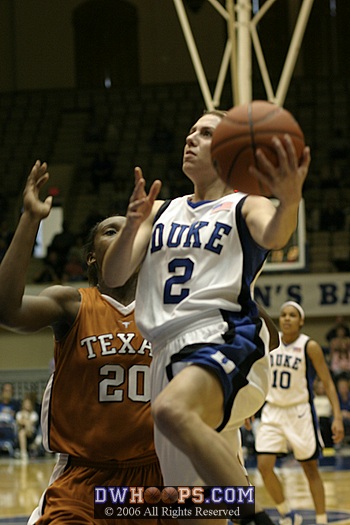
xmin=83 ymin=221 xmax=101 ymax=286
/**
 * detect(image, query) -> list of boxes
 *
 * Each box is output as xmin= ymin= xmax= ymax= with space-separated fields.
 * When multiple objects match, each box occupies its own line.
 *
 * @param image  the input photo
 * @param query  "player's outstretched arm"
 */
xmin=243 ymin=135 xmax=310 ymax=250
xmin=102 ymin=167 xmax=163 ymax=287
xmin=0 ymin=161 xmax=78 ymax=333
xmin=307 ymin=340 xmax=344 ymax=445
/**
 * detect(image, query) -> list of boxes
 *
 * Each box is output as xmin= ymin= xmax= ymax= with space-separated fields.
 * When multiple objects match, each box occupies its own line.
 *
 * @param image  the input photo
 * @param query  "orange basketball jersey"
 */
xmin=40 ymin=287 xmax=155 ymax=462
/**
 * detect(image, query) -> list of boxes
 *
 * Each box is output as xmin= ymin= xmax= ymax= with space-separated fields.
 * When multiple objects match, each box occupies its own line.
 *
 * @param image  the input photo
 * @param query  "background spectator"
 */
xmin=34 ymin=247 xmax=62 ymax=283
xmin=62 ymin=252 xmax=87 ymax=282
xmin=0 ymin=383 xmax=20 ymax=421
xmin=0 ymin=383 xmax=20 ymax=457
xmin=329 ymin=329 xmax=350 ymax=380
xmin=326 ymin=316 xmax=350 ymax=344
xmin=49 ymin=221 xmax=77 ymax=275
xmin=62 ymin=234 xmax=87 ymax=282
xmin=15 ymin=395 xmax=39 ymax=462
xmin=337 ymin=375 xmax=350 ymax=443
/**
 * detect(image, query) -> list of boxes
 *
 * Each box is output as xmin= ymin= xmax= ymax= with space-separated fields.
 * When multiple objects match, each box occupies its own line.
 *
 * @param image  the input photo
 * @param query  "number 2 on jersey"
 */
xmin=163 ymin=258 xmax=194 ymax=304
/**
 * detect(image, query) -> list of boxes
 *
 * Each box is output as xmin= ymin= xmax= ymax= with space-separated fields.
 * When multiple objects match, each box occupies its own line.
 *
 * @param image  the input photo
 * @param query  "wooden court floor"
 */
xmin=0 ymin=450 xmax=350 ymax=524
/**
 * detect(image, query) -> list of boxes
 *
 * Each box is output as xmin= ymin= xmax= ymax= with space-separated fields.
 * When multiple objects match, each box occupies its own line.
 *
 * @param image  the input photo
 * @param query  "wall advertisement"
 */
xmin=255 ymin=272 xmax=350 ymax=318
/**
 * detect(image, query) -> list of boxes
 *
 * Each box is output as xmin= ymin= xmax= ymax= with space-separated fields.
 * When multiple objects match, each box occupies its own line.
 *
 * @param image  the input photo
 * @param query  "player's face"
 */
xmin=279 ymin=305 xmax=303 ymax=335
xmin=91 ymin=216 xmax=126 ymax=266
xmin=182 ymin=114 xmax=223 ymax=180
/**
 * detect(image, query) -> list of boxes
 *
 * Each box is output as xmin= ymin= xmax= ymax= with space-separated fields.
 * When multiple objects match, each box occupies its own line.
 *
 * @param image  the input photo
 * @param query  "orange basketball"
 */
xmin=144 ymin=486 xmax=161 ymax=504
xmin=211 ymin=100 xmax=305 ymax=196
xmin=161 ymin=486 xmax=178 ymax=504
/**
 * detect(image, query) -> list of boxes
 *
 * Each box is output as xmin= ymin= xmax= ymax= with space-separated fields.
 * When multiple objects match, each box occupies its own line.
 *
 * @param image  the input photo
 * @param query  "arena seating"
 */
xmin=0 ymin=78 xmax=349 ymax=278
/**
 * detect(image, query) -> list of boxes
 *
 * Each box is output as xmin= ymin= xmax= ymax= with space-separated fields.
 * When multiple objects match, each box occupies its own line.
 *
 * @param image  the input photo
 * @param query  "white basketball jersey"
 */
xmin=267 ymin=333 xmax=314 ymax=406
xmin=135 ymin=193 xmax=268 ymax=344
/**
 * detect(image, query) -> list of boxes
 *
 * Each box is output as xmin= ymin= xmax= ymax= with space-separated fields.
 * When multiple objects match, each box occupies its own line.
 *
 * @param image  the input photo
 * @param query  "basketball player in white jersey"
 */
xmin=255 ymin=301 xmax=344 ymax=525
xmin=102 ymin=110 xmax=310 ymax=525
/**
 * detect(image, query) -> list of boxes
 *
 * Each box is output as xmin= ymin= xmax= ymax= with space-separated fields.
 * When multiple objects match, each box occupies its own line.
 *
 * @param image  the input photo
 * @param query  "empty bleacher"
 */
xmin=0 ymin=78 xmax=349 ymax=278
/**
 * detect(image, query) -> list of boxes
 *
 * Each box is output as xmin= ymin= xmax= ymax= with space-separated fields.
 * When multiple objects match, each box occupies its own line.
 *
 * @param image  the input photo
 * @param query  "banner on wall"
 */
xmin=255 ymin=272 xmax=350 ymax=318
xmin=26 ymin=273 xmax=350 ymax=319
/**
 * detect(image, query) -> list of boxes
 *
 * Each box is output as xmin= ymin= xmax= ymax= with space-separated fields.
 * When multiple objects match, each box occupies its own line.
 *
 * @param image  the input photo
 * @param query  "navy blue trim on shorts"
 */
xmin=165 ymin=311 xmax=266 ymax=432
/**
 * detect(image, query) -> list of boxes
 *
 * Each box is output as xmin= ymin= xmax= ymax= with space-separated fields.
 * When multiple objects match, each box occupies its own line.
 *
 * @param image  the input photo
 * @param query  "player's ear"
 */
xmin=87 ymin=252 xmax=96 ymax=266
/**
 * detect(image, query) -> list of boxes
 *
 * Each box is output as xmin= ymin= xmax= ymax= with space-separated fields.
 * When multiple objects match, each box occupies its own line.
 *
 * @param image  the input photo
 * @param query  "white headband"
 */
xmin=280 ymin=301 xmax=305 ymax=320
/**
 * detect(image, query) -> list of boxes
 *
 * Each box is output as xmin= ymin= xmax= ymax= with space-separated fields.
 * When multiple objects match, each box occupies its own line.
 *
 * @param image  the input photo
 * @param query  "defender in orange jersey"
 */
xmin=0 ymin=161 xmax=175 ymax=525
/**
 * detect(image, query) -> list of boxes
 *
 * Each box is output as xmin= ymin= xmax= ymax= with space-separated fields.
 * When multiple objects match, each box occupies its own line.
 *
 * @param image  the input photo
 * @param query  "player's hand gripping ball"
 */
xmin=211 ymin=100 xmax=305 ymax=196
xmin=161 ymin=486 xmax=179 ymax=504
xmin=144 ymin=486 xmax=162 ymax=504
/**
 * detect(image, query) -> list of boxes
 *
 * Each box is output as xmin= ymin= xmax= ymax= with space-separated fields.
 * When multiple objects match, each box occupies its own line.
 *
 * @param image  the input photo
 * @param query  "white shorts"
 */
xmin=255 ymin=402 xmax=323 ymax=461
xmin=150 ymin=318 xmax=271 ymax=485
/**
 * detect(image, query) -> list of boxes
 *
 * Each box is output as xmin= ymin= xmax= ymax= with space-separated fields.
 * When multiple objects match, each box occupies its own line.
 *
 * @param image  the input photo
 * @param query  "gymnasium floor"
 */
xmin=0 ymin=448 xmax=350 ymax=525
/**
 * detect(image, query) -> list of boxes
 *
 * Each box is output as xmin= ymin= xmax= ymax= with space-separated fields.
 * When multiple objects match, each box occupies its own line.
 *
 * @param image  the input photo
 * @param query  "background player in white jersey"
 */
xmin=102 ymin=110 xmax=310 ymax=525
xmin=0 ymin=161 xmax=174 ymax=525
xmin=255 ymin=301 xmax=344 ymax=525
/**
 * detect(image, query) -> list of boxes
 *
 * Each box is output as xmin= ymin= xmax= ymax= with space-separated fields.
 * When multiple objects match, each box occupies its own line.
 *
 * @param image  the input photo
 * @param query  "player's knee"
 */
xmin=301 ymin=461 xmax=321 ymax=482
xmin=152 ymin=395 xmax=190 ymax=438
xmin=151 ymin=395 xmax=179 ymax=432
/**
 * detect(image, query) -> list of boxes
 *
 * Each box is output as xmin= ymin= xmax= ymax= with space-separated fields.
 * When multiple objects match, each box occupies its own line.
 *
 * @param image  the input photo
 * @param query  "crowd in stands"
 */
xmin=303 ymin=317 xmax=350 ymax=450
xmin=0 ymin=382 xmax=44 ymax=462
xmin=322 ymin=317 xmax=350 ymax=447
xmin=324 ymin=316 xmax=350 ymax=380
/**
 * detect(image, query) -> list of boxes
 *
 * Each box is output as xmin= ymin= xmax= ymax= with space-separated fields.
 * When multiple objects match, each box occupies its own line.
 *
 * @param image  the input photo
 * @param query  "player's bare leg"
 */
xmin=152 ymin=365 xmax=257 ymax=525
xmin=300 ymin=460 xmax=326 ymax=516
xmin=221 ymin=425 xmax=274 ymax=523
xmin=152 ymin=365 xmax=252 ymax=487
xmin=257 ymin=454 xmax=285 ymax=504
